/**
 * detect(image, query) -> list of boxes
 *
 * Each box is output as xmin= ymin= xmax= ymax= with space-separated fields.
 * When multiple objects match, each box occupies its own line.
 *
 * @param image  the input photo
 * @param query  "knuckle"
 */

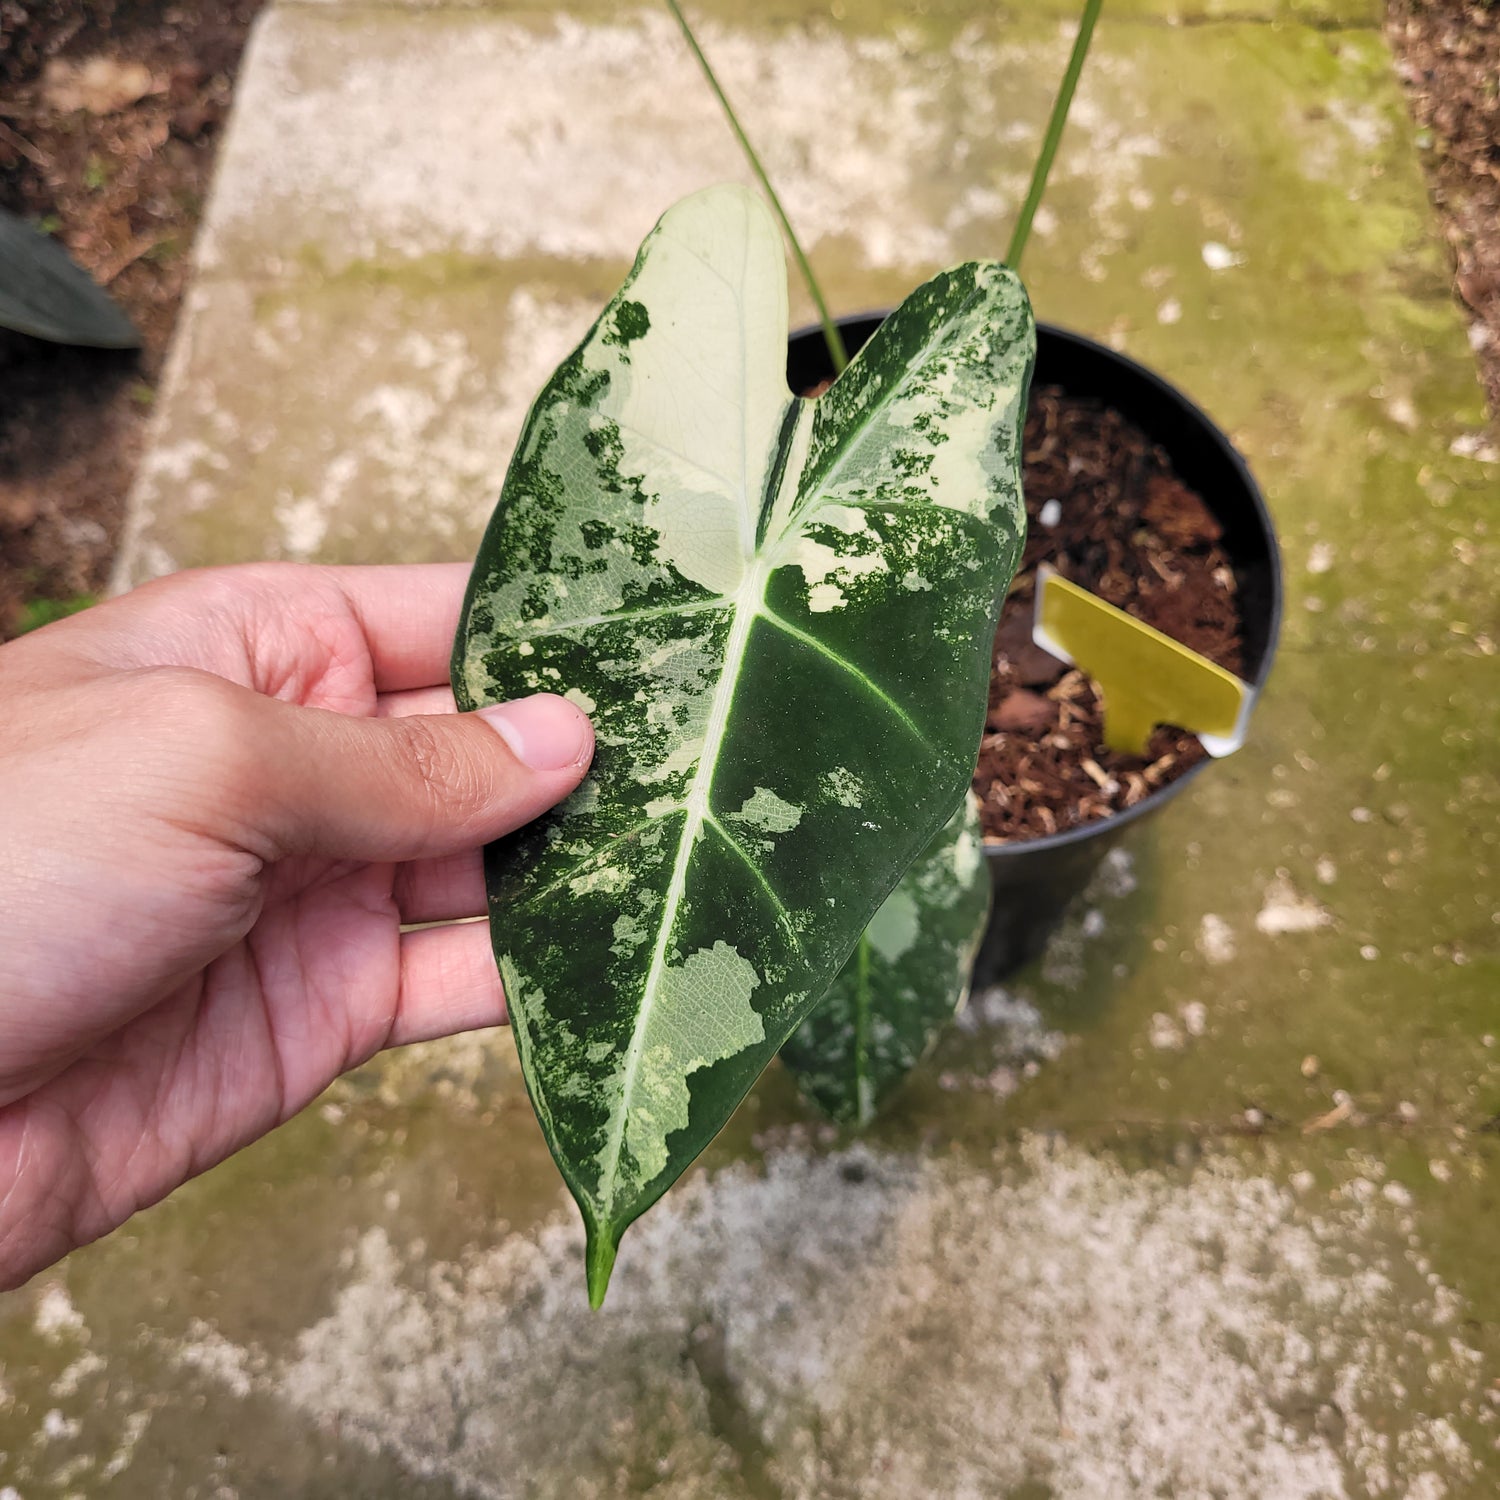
xmin=392 ymin=718 xmax=496 ymax=828
xmin=127 ymin=666 xmax=266 ymax=797
xmin=130 ymin=662 xmax=219 ymax=711
xmin=137 ymin=562 xmax=307 ymax=631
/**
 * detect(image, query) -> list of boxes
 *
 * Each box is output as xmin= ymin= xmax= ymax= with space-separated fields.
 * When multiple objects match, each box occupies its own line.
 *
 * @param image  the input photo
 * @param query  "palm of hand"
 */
xmin=0 ymin=563 xmax=588 ymax=1287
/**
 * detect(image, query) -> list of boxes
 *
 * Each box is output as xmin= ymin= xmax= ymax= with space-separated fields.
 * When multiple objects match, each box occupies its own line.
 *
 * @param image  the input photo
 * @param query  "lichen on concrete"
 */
xmin=10 ymin=1140 xmax=1491 ymax=1498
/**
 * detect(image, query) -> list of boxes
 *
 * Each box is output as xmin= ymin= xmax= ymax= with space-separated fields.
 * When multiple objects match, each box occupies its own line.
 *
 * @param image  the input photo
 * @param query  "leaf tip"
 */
xmin=585 ymin=1222 xmax=619 ymax=1310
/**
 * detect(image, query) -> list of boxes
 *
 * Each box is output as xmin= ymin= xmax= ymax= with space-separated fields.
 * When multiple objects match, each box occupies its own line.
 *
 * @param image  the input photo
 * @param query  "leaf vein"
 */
xmin=666 ymin=235 xmax=741 ymax=299
xmin=606 ymin=413 xmax=740 ymax=491
xmin=514 ymin=813 xmax=678 ymax=909
xmin=704 ymin=810 xmax=805 ymax=957
xmin=500 ymin=595 xmax=730 ymax=644
xmin=758 ymin=606 xmax=931 ymax=748
xmin=790 ymin=275 xmax=996 ymax=529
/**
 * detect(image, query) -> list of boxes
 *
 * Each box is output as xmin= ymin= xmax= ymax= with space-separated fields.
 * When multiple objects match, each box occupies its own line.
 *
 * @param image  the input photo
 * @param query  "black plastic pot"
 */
xmin=787 ymin=314 xmax=1283 ymax=979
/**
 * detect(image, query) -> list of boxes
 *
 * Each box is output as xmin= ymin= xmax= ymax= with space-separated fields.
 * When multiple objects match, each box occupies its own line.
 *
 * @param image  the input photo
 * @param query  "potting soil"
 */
xmin=975 ymin=386 xmax=1244 ymax=843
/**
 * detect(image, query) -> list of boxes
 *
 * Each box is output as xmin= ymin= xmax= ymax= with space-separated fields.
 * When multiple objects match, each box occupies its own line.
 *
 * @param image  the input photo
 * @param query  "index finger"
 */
xmin=325 ymin=562 xmax=474 ymax=693
xmin=35 ymin=562 xmax=479 ymax=697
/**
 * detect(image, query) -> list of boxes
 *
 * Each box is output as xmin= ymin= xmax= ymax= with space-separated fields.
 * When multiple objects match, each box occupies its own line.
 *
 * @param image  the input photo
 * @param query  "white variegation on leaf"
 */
xmin=780 ymin=795 xmax=991 ymax=1127
xmin=453 ymin=183 xmax=1033 ymax=1305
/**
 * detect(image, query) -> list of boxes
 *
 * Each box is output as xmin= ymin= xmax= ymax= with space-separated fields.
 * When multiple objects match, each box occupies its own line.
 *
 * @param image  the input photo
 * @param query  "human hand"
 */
xmin=0 ymin=563 xmax=593 ymax=1288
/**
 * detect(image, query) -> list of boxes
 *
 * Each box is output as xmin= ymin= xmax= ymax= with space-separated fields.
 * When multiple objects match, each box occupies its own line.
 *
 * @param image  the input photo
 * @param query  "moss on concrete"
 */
xmin=285 ymin=0 xmax=1384 ymax=31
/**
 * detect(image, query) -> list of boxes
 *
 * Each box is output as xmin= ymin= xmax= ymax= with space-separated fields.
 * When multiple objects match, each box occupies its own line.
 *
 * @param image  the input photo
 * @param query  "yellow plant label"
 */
xmin=1033 ymin=566 xmax=1252 ymax=757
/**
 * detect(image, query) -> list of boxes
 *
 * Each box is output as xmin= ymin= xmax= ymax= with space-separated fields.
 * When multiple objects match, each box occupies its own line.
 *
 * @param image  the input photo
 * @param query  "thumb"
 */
xmin=251 ymin=691 xmax=594 ymax=863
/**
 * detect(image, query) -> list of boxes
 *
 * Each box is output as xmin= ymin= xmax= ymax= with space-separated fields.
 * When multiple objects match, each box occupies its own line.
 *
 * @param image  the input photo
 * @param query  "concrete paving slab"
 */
xmin=119 ymin=266 xmax=612 ymax=577
xmin=7 ymin=2 xmax=1497 ymax=1497
xmin=953 ymin=651 xmax=1499 ymax=1140
xmin=5 ymin=1126 xmax=1495 ymax=1498
xmin=115 ymin=8 xmax=1495 ymax=661
xmin=284 ymin=0 xmax=1384 ymax=26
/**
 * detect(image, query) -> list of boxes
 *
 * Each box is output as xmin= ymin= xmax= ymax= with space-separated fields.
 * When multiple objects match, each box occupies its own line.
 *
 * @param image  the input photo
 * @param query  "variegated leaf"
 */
xmin=453 ymin=183 xmax=1033 ymax=1305
xmin=780 ymin=795 xmax=990 ymax=1126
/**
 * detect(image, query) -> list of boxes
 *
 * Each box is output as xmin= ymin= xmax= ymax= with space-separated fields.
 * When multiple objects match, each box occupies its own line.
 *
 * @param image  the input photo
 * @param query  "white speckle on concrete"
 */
xmin=33 ymin=1285 xmax=86 ymax=1342
xmin=274 ymin=495 xmax=329 ymax=558
xmin=100 ymin=1408 xmax=153 ymax=1482
xmin=41 ymin=1407 xmax=82 ymax=1442
xmin=1449 ymin=432 xmax=1500 ymax=463
xmin=1328 ymin=97 xmax=1390 ymax=155
xmin=345 ymin=299 xmax=589 ymax=540
xmin=1385 ymin=395 xmax=1418 ymax=430
xmin=168 ymin=1141 xmax=1486 ymax=1499
xmin=952 ymin=989 xmax=1067 ymax=1090
xmin=1256 ymin=872 xmax=1334 ymax=936
xmin=1037 ymin=849 xmax=1141 ymax=985
xmin=174 ymin=1319 xmax=260 ymax=1400
xmin=1299 ymin=97 xmax=1391 ymax=181
xmin=1197 ymin=913 xmax=1236 ymax=964
xmin=138 ymin=436 xmax=217 ymax=486
xmin=1307 ymin=540 xmax=1335 ymax=575
xmin=1149 ymin=1012 xmax=1184 ymax=1050
xmin=1202 ymin=241 xmax=1244 ymax=270
xmin=1094 ymin=847 xmax=1137 ymax=899
xmin=203 ymin=14 xmax=1083 ymax=274
xmin=50 ymin=1352 xmax=105 ymax=1399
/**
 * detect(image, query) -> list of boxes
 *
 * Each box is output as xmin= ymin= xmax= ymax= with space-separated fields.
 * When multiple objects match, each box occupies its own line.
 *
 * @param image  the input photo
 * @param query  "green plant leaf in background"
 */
xmin=780 ymin=794 xmax=990 ymax=1126
xmin=15 ymin=595 xmax=95 ymax=635
xmin=453 ymin=183 xmax=1034 ymax=1305
xmin=0 ymin=207 xmax=139 ymax=348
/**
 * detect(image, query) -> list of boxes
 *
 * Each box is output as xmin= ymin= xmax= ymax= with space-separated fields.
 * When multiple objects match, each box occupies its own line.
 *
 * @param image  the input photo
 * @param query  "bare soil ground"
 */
xmin=0 ymin=2 xmax=1496 ymax=643
xmin=0 ymin=0 xmax=263 ymax=639
xmin=1387 ymin=0 xmax=1500 ymax=417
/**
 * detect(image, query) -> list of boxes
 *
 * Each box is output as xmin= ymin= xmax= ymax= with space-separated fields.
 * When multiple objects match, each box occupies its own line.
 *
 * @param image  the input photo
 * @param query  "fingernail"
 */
xmin=478 ymin=694 xmax=593 ymax=771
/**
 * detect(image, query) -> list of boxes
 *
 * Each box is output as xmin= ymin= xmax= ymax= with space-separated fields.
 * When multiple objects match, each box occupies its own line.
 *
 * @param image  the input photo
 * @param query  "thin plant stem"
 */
xmin=1006 ymin=0 xmax=1104 ymax=272
xmin=665 ymin=0 xmax=848 ymax=374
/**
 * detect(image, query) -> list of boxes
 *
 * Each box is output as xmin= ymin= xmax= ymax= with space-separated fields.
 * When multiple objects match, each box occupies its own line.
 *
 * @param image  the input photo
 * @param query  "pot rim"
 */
xmin=787 ymin=312 xmax=1284 ymax=861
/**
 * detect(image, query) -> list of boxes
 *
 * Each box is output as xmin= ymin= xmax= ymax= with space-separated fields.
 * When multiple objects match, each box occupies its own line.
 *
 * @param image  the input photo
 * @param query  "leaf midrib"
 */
xmin=578 ymin=280 xmax=998 ymax=1216
xmin=593 ymin=554 xmax=771 ymax=1214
